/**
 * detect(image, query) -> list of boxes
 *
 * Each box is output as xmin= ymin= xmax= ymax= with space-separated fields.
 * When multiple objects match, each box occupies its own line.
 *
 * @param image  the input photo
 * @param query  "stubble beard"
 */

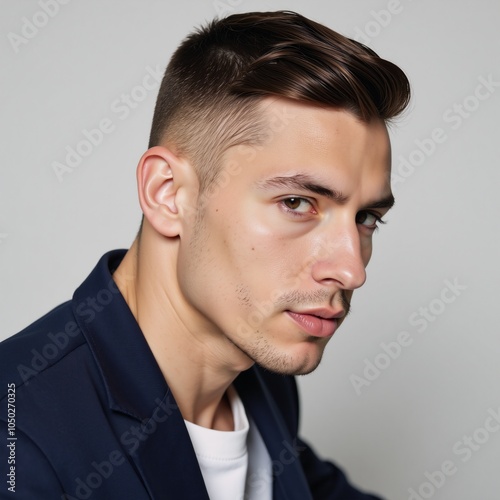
xmin=226 ymin=328 xmax=325 ymax=376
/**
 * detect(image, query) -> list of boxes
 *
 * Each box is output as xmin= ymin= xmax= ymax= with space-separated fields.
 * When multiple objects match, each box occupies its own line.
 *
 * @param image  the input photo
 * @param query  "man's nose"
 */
xmin=310 ymin=223 xmax=367 ymax=291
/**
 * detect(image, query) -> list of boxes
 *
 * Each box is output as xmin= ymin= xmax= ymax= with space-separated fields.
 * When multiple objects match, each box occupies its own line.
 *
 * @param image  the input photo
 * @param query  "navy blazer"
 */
xmin=0 ymin=250 xmax=382 ymax=499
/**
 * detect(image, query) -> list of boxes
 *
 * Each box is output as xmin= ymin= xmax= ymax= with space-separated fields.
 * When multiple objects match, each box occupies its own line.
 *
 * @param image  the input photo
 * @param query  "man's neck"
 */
xmin=113 ymin=236 xmax=251 ymax=430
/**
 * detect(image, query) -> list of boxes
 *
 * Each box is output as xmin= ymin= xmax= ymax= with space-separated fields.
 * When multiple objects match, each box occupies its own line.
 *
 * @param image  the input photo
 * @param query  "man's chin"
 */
xmin=230 ymin=333 xmax=325 ymax=376
xmin=254 ymin=350 xmax=323 ymax=376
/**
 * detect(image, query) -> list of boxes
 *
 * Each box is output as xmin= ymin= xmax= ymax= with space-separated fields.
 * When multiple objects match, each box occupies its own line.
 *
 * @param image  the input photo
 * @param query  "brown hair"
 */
xmin=148 ymin=10 xmax=410 ymax=190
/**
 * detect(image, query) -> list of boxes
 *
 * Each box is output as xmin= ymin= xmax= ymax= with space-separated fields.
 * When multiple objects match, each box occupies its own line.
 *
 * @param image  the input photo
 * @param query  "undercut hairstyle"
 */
xmin=148 ymin=10 xmax=411 ymax=192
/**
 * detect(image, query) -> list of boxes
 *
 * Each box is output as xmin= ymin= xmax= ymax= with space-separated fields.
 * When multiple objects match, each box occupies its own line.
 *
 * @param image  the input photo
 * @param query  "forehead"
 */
xmin=227 ymin=98 xmax=392 ymax=197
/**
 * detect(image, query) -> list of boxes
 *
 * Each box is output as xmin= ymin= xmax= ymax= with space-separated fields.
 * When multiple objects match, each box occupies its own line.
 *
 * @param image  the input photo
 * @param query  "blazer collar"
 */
xmin=72 ymin=250 xmax=209 ymax=499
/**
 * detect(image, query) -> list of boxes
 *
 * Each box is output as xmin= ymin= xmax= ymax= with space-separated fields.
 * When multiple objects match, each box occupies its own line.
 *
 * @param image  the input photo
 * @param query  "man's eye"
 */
xmin=356 ymin=211 xmax=384 ymax=228
xmin=281 ymin=197 xmax=314 ymax=213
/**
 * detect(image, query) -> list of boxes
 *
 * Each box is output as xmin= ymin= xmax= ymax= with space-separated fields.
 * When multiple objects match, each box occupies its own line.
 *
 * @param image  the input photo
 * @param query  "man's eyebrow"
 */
xmin=256 ymin=174 xmax=349 ymax=203
xmin=257 ymin=173 xmax=395 ymax=210
xmin=362 ymin=193 xmax=395 ymax=211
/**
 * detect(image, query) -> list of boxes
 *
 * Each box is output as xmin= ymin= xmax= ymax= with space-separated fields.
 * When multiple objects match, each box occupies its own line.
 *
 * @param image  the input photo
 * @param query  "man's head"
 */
xmin=147 ymin=10 xmax=410 ymax=191
xmin=135 ymin=11 xmax=410 ymax=376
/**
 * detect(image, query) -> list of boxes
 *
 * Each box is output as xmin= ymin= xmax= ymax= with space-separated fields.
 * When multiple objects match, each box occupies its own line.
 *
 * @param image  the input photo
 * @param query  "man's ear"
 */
xmin=137 ymin=146 xmax=197 ymax=237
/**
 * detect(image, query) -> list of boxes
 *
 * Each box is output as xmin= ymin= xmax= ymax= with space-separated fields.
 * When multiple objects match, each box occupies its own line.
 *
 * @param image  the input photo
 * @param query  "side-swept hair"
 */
xmin=149 ymin=10 xmax=410 ymax=190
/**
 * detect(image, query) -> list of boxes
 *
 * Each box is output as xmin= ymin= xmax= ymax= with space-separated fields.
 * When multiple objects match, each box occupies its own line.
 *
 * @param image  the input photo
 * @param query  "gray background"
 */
xmin=1 ymin=1 xmax=499 ymax=499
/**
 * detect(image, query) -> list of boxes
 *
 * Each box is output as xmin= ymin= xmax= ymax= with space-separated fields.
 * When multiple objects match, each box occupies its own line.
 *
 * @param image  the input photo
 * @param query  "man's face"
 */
xmin=177 ymin=99 xmax=392 ymax=376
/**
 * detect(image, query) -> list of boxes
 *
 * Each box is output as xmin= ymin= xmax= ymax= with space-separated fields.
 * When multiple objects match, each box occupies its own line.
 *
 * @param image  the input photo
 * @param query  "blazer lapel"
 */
xmin=234 ymin=367 xmax=313 ymax=500
xmin=127 ymin=390 xmax=210 ymax=500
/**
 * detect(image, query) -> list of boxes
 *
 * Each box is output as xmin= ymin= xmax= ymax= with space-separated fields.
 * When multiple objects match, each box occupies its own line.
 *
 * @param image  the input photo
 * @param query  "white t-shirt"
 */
xmin=184 ymin=386 xmax=272 ymax=500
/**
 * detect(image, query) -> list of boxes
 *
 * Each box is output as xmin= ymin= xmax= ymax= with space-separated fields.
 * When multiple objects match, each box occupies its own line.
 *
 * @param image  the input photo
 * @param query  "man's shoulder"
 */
xmin=0 ymin=298 xmax=107 ymax=455
xmin=0 ymin=299 xmax=86 ymax=394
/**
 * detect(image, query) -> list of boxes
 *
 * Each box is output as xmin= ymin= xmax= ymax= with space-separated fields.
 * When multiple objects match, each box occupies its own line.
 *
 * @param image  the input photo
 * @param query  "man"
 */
xmin=0 ymin=11 xmax=410 ymax=499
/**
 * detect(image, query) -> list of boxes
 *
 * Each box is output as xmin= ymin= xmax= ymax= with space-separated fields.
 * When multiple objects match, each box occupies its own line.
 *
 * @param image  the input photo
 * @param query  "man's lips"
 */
xmin=286 ymin=310 xmax=341 ymax=338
